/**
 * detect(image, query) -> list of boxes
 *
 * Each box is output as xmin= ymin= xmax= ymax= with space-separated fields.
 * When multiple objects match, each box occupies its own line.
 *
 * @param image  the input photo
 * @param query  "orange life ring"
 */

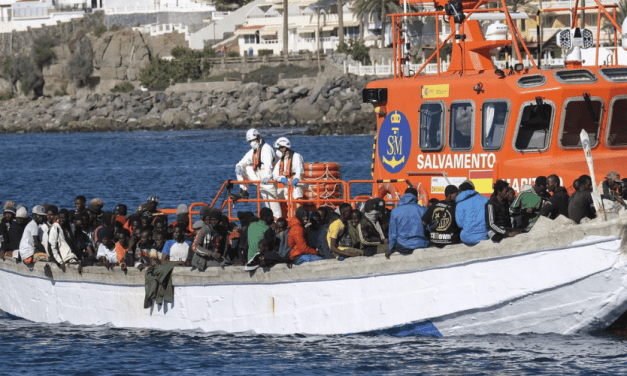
xmin=376 ymin=183 xmax=400 ymax=199
xmin=304 ymin=162 xmax=341 ymax=171
xmin=417 ymin=183 xmax=430 ymax=207
xmin=305 ymin=191 xmax=342 ymax=199
xmin=302 ymin=170 xmax=342 ymax=179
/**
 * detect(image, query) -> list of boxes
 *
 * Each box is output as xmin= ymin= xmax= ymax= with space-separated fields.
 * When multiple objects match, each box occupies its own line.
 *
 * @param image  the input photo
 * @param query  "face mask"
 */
xmin=250 ymin=141 xmax=260 ymax=150
xmin=276 ymin=150 xmax=283 ymax=159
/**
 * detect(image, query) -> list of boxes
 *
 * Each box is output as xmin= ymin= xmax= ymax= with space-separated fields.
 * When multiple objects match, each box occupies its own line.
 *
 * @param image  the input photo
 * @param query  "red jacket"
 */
xmin=287 ymin=217 xmax=317 ymax=259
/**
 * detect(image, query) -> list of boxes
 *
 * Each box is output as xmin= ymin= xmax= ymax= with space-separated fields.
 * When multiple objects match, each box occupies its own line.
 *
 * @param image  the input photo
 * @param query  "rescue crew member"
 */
xmin=272 ymin=137 xmax=304 ymax=204
xmin=231 ymin=128 xmax=281 ymax=219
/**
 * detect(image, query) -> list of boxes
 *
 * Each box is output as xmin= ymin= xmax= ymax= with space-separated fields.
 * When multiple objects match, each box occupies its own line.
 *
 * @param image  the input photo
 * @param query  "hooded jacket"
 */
xmin=455 ymin=190 xmax=489 ymax=246
xmin=388 ymin=193 xmax=428 ymax=252
xmin=287 ymin=207 xmax=318 ymax=259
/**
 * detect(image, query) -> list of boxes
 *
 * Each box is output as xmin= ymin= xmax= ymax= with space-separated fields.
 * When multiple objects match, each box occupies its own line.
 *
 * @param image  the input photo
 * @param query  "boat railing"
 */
xmin=388 ymin=0 xmax=623 ymax=78
xmin=200 ymin=178 xmax=404 ymax=223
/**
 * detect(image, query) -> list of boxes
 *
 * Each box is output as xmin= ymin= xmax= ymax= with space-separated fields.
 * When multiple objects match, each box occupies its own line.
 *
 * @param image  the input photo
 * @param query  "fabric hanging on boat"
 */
xmin=144 ymin=263 xmax=175 ymax=308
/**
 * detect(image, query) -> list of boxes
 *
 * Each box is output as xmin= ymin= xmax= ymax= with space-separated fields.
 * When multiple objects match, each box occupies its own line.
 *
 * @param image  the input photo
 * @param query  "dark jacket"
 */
xmin=486 ymin=196 xmax=514 ymax=242
xmin=568 ymin=190 xmax=597 ymax=224
xmin=421 ymin=200 xmax=460 ymax=247
xmin=539 ymin=186 xmax=570 ymax=219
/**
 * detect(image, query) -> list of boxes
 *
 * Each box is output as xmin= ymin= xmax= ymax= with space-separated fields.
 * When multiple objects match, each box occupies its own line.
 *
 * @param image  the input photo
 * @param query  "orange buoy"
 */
xmin=304 ymin=162 xmax=340 ymax=171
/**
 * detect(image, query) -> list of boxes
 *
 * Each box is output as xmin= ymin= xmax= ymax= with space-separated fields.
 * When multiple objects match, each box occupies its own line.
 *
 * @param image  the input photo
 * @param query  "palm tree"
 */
xmin=601 ymin=0 xmax=627 ymax=44
xmin=352 ymin=0 xmax=401 ymax=47
xmin=338 ymin=0 xmax=344 ymax=45
xmin=283 ymin=0 xmax=288 ymax=57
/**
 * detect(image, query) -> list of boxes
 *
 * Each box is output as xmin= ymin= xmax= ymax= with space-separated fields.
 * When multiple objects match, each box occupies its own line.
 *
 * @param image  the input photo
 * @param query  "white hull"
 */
xmin=1 ymin=217 xmax=627 ymax=336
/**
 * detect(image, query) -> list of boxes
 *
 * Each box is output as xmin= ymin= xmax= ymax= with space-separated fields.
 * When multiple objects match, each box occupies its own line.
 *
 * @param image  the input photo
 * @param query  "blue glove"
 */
xmin=291 ymin=178 xmax=299 ymax=186
xmin=261 ymin=177 xmax=269 ymax=184
xmin=280 ymin=177 xmax=288 ymax=186
xmin=235 ymin=165 xmax=243 ymax=175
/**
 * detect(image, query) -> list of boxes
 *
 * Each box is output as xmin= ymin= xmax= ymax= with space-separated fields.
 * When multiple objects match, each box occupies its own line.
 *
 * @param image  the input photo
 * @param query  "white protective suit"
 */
xmin=236 ymin=141 xmax=281 ymax=218
xmin=272 ymin=151 xmax=305 ymax=201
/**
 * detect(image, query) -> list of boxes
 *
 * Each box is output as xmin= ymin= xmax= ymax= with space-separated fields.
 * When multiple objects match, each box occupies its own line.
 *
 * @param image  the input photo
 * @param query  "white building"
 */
xmin=235 ymin=0 xmax=378 ymax=56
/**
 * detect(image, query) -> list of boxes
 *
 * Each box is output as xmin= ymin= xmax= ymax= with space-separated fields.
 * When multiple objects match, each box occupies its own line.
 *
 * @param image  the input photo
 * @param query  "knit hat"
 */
xmin=46 ymin=205 xmax=58 ymax=214
xmin=147 ymin=194 xmax=159 ymax=204
xmin=177 ymin=204 xmax=188 ymax=215
xmin=445 ymin=185 xmax=459 ymax=196
xmin=193 ymin=220 xmax=205 ymax=229
xmin=208 ymin=210 xmax=222 ymax=220
xmin=259 ymin=207 xmax=273 ymax=220
xmin=15 ymin=207 xmax=27 ymax=218
xmin=3 ymin=205 xmax=16 ymax=214
xmin=364 ymin=198 xmax=385 ymax=213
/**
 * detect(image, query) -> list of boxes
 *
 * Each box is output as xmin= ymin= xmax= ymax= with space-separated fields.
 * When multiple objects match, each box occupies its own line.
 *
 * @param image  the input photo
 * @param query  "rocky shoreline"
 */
xmin=0 ymin=74 xmax=378 ymax=136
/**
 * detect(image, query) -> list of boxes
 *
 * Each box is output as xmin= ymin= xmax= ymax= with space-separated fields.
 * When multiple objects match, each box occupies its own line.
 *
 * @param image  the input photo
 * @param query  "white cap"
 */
xmin=274 ymin=137 xmax=291 ymax=149
xmin=16 ymin=207 xmax=27 ymax=218
xmin=177 ymin=204 xmax=188 ymax=215
xmin=32 ymin=205 xmax=46 ymax=216
xmin=246 ymin=128 xmax=260 ymax=142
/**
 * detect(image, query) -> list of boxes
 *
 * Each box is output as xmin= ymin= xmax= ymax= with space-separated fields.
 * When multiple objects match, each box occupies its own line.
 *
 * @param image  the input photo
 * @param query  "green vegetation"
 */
xmin=2 ymin=54 xmax=45 ymax=97
xmin=94 ymin=24 xmax=107 ymax=38
xmin=33 ymin=36 xmax=57 ymax=70
xmin=0 ymin=90 xmax=15 ymax=101
xmin=54 ymin=86 xmax=68 ymax=97
xmin=258 ymin=49 xmax=273 ymax=57
xmin=336 ymin=40 xmax=371 ymax=64
xmin=171 ymin=46 xmax=217 ymax=59
xmin=111 ymin=82 xmax=135 ymax=93
xmin=228 ymin=51 xmax=240 ymax=58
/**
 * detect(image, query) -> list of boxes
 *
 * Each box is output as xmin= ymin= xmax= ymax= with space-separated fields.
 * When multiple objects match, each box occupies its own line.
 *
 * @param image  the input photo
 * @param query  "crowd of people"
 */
xmin=1 ymin=128 xmax=625 ymax=273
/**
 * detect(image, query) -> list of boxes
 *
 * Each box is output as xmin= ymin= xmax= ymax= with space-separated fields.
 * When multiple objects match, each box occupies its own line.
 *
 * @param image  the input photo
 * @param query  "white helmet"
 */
xmin=246 ymin=128 xmax=260 ymax=142
xmin=274 ymin=137 xmax=291 ymax=149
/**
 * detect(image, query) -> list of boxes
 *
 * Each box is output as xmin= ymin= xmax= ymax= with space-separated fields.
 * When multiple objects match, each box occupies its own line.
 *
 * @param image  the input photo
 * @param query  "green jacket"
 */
xmin=247 ymin=221 xmax=269 ymax=261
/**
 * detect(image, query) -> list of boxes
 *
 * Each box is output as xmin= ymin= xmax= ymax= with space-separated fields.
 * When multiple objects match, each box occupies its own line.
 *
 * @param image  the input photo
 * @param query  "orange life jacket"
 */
xmin=252 ymin=141 xmax=265 ymax=171
xmin=279 ymin=151 xmax=294 ymax=178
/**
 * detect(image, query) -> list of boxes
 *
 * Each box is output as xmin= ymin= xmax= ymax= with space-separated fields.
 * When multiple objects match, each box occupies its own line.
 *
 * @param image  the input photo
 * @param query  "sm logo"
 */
xmin=378 ymin=111 xmax=411 ymax=173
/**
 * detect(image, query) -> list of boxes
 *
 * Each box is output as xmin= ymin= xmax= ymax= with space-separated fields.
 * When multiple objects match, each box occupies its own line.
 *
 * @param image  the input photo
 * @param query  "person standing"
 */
xmin=231 ymin=128 xmax=281 ymax=219
xmin=273 ymin=137 xmax=305 ymax=206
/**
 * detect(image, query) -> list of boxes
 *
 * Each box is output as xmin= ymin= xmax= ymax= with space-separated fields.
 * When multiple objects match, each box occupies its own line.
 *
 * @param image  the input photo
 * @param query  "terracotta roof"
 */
xmin=237 ymin=25 xmax=264 ymax=30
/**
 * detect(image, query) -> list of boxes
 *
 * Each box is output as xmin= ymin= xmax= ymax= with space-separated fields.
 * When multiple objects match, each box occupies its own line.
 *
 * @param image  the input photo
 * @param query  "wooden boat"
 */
xmin=1 ymin=215 xmax=626 ymax=335
xmin=3 ymin=0 xmax=627 ymax=336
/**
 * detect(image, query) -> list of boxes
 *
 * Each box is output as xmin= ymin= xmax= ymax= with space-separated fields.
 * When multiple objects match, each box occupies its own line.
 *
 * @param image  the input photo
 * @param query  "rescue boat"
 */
xmin=362 ymin=0 xmax=627 ymax=200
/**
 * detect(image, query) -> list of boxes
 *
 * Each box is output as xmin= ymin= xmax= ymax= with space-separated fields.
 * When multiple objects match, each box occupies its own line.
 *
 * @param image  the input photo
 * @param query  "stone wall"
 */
xmin=103 ymin=11 xmax=213 ymax=29
xmin=0 ymin=12 xmax=105 ymax=56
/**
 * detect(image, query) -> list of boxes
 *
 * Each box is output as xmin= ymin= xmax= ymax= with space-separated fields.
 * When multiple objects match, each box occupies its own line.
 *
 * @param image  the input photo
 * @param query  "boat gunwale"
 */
xmin=0 ymin=217 xmax=625 ymax=288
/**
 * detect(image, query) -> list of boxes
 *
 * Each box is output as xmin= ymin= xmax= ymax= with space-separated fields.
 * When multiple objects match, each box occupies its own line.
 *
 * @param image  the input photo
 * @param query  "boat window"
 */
xmin=517 ymin=75 xmax=547 ymax=88
xmin=514 ymin=101 xmax=553 ymax=151
xmin=449 ymin=102 xmax=474 ymax=150
xmin=599 ymin=68 xmax=627 ymax=83
xmin=481 ymin=101 xmax=509 ymax=151
xmin=554 ymin=69 xmax=597 ymax=84
xmin=419 ymin=102 xmax=445 ymax=151
xmin=607 ymin=97 xmax=627 ymax=147
xmin=559 ymin=97 xmax=602 ymax=149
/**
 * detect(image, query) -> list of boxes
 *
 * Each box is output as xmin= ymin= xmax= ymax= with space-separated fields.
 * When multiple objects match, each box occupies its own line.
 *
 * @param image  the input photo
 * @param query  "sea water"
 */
xmin=0 ymin=129 xmax=625 ymax=375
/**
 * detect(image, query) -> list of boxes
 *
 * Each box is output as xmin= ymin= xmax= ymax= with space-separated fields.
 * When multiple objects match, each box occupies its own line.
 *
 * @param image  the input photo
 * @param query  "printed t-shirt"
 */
xmin=163 ymin=240 xmax=191 ymax=262
xmin=421 ymin=201 xmax=460 ymax=247
xmin=97 ymin=243 xmax=117 ymax=263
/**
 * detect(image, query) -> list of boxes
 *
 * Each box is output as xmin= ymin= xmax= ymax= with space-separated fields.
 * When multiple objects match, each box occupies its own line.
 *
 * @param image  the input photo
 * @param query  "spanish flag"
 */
xmin=469 ymin=170 xmax=494 ymax=198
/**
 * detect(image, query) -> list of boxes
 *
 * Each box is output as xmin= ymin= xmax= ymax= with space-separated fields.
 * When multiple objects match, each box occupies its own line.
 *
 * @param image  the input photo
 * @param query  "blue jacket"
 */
xmin=455 ymin=190 xmax=489 ymax=246
xmin=389 ymin=193 xmax=429 ymax=253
